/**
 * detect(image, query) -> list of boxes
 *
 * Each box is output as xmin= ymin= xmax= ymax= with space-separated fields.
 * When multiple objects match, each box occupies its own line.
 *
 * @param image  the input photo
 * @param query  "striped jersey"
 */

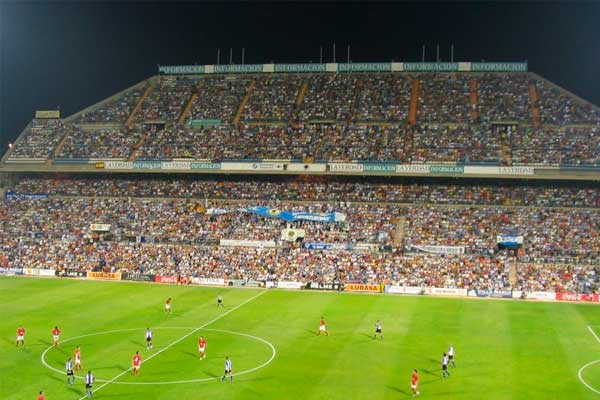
xmin=448 ymin=346 xmax=454 ymax=357
xmin=65 ymin=360 xmax=73 ymax=371
xmin=85 ymin=373 xmax=95 ymax=385
xmin=146 ymin=329 xmax=152 ymax=339
xmin=442 ymin=355 xmax=448 ymax=366
xmin=225 ymin=359 xmax=232 ymax=370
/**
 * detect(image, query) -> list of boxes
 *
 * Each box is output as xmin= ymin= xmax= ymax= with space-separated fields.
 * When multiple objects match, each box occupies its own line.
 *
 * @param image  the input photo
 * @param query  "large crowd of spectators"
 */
xmin=417 ymin=74 xmax=471 ymax=123
xmin=354 ymin=75 xmax=411 ymax=122
xmin=188 ymin=76 xmax=250 ymax=123
xmin=411 ymin=124 xmax=503 ymax=163
xmin=297 ymin=75 xmax=357 ymax=121
xmin=135 ymin=79 xmax=193 ymax=122
xmin=535 ymin=80 xmax=600 ymax=125
xmin=57 ymin=127 xmax=144 ymax=159
xmin=76 ymin=86 xmax=145 ymax=123
xmin=477 ymin=73 xmax=531 ymax=122
xmin=243 ymin=76 xmax=302 ymax=121
xmin=11 ymin=177 xmax=600 ymax=208
xmin=7 ymin=73 xmax=600 ymax=166
xmin=7 ymin=119 xmax=73 ymax=159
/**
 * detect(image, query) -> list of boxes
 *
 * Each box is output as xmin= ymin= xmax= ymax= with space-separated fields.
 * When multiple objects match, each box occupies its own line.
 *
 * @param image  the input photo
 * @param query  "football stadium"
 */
xmin=1 ymin=2 xmax=599 ymax=400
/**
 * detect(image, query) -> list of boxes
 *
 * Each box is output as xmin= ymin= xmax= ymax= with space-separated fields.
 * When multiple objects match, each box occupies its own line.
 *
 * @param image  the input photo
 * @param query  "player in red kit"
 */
xmin=165 ymin=297 xmax=172 ymax=313
xmin=132 ymin=351 xmax=142 ymax=375
xmin=52 ymin=326 xmax=61 ymax=347
xmin=37 ymin=391 xmax=45 ymax=400
xmin=74 ymin=346 xmax=82 ymax=371
xmin=317 ymin=317 xmax=328 ymax=336
xmin=411 ymin=369 xmax=420 ymax=397
xmin=198 ymin=336 xmax=207 ymax=360
xmin=16 ymin=326 xmax=25 ymax=347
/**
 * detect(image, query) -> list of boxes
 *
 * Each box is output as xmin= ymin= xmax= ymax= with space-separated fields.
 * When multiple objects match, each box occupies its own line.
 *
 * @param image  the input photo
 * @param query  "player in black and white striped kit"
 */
xmin=66 ymin=358 xmax=75 ymax=385
xmin=221 ymin=356 xmax=233 ymax=382
xmin=373 ymin=320 xmax=383 ymax=340
xmin=85 ymin=370 xmax=95 ymax=397
xmin=448 ymin=345 xmax=456 ymax=368
xmin=441 ymin=353 xmax=451 ymax=380
xmin=145 ymin=328 xmax=153 ymax=349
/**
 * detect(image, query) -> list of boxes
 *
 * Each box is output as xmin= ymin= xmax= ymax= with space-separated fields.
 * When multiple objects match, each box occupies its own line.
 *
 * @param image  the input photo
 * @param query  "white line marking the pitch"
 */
xmin=41 ymin=327 xmax=276 ymax=384
xmin=577 ymin=326 xmax=600 ymax=395
xmin=75 ymin=290 xmax=267 ymax=399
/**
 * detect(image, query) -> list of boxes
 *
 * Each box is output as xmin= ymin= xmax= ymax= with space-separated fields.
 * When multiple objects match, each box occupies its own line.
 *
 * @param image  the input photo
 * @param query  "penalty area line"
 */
xmin=75 ymin=290 xmax=267 ymax=400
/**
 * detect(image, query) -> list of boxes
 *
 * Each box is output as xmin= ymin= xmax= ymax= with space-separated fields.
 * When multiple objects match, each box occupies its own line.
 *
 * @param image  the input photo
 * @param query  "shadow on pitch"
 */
xmin=385 ymin=384 xmax=411 ymax=396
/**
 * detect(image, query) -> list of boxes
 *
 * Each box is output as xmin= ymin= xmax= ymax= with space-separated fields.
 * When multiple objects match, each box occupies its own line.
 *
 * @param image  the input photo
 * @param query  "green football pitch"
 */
xmin=1 ymin=277 xmax=600 ymax=400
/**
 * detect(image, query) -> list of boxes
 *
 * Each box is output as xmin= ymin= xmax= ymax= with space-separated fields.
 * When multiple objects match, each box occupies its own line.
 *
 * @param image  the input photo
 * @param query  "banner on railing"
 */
xmin=4 ymin=192 xmax=49 ymax=200
xmin=467 ymin=289 xmax=513 ymax=298
xmin=219 ymin=239 xmax=277 ymax=248
xmin=281 ymin=228 xmax=305 ymax=242
xmin=387 ymin=285 xmax=423 ymax=295
xmin=87 ymin=271 xmax=122 ymax=280
xmin=155 ymin=275 xmax=179 ymax=284
xmin=407 ymin=245 xmax=466 ymax=255
xmin=121 ymin=273 xmax=155 ymax=282
xmin=276 ymin=281 xmax=304 ymax=289
xmin=90 ymin=224 xmax=111 ymax=232
xmin=240 ymin=206 xmax=346 ymax=223
xmin=0 ymin=267 xmax=24 ymax=275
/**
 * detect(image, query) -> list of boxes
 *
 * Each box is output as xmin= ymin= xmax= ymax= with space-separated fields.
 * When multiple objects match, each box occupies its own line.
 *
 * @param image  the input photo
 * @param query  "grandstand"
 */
xmin=1 ymin=61 xmax=599 ymax=179
xmin=0 ymin=60 xmax=598 ymax=291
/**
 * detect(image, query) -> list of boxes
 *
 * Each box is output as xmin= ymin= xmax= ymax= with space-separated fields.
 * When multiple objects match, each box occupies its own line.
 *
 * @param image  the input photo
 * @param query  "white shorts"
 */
xmin=411 ymin=384 xmax=417 ymax=390
xmin=53 ymin=335 xmax=60 ymax=341
xmin=165 ymin=304 xmax=171 ymax=310
xmin=133 ymin=365 xmax=140 ymax=371
xmin=319 ymin=325 xmax=326 ymax=331
xmin=75 ymin=358 xmax=81 ymax=365
xmin=17 ymin=335 xmax=24 ymax=341
xmin=199 ymin=346 xmax=206 ymax=353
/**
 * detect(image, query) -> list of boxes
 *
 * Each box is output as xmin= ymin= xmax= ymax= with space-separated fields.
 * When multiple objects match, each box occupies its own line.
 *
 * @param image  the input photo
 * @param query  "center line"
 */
xmin=76 ymin=290 xmax=267 ymax=400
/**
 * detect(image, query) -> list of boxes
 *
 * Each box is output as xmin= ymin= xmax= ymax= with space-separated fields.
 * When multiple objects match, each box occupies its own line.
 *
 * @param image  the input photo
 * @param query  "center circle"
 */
xmin=41 ymin=327 xmax=276 ymax=385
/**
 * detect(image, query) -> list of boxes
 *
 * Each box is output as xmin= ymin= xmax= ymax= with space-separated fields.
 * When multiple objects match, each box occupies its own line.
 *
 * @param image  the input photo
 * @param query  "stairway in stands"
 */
xmin=49 ymin=131 xmax=71 ymax=165
xmin=178 ymin=93 xmax=198 ymax=125
xmin=469 ymin=79 xmax=479 ymax=121
xmin=393 ymin=216 xmax=406 ymax=247
xmin=127 ymin=131 xmax=147 ymax=162
xmin=529 ymin=82 xmax=541 ymax=127
xmin=509 ymin=260 xmax=518 ymax=287
xmin=296 ymin=81 xmax=309 ymax=108
xmin=349 ymin=79 xmax=363 ymax=122
xmin=233 ymin=80 xmax=256 ymax=124
xmin=408 ymin=79 xmax=420 ymax=125
xmin=126 ymin=84 xmax=155 ymax=128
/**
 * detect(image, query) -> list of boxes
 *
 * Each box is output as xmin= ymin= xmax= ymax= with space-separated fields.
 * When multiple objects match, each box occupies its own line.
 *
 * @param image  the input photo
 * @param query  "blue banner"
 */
xmin=241 ymin=206 xmax=346 ymax=223
xmin=303 ymin=242 xmax=354 ymax=250
xmin=5 ymin=192 xmax=49 ymax=200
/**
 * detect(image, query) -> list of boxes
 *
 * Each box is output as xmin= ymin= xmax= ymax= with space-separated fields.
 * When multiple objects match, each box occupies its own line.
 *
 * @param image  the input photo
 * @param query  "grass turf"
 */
xmin=1 ymin=276 xmax=600 ymax=399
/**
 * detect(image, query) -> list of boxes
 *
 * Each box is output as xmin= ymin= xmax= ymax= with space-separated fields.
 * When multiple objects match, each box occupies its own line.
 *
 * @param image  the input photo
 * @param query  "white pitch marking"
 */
xmin=577 ymin=326 xmax=600 ymax=395
xmin=41 ymin=327 xmax=276 ymax=385
xmin=73 ymin=290 xmax=267 ymax=399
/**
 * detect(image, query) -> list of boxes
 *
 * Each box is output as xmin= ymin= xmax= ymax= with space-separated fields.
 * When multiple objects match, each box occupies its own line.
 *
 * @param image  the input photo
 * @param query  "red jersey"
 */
xmin=74 ymin=349 xmax=81 ymax=359
xmin=17 ymin=327 xmax=25 ymax=336
xmin=199 ymin=338 xmax=206 ymax=348
xmin=133 ymin=354 xmax=142 ymax=366
xmin=411 ymin=372 xmax=419 ymax=385
xmin=37 ymin=395 xmax=45 ymax=400
xmin=320 ymin=319 xmax=326 ymax=326
xmin=52 ymin=328 xmax=60 ymax=336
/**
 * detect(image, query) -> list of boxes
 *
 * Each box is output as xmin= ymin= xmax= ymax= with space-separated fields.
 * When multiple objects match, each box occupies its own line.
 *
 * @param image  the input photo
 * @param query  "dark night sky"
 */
xmin=1 ymin=1 xmax=599 ymax=152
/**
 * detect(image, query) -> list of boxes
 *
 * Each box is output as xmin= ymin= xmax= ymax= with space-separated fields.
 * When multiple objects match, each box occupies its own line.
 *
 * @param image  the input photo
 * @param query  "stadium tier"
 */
xmin=3 ymin=62 xmax=600 ymax=173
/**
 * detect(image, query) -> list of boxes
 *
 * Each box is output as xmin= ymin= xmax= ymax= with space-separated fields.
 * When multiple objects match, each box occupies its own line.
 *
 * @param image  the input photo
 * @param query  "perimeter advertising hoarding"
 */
xmin=87 ymin=271 xmax=122 ymax=280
